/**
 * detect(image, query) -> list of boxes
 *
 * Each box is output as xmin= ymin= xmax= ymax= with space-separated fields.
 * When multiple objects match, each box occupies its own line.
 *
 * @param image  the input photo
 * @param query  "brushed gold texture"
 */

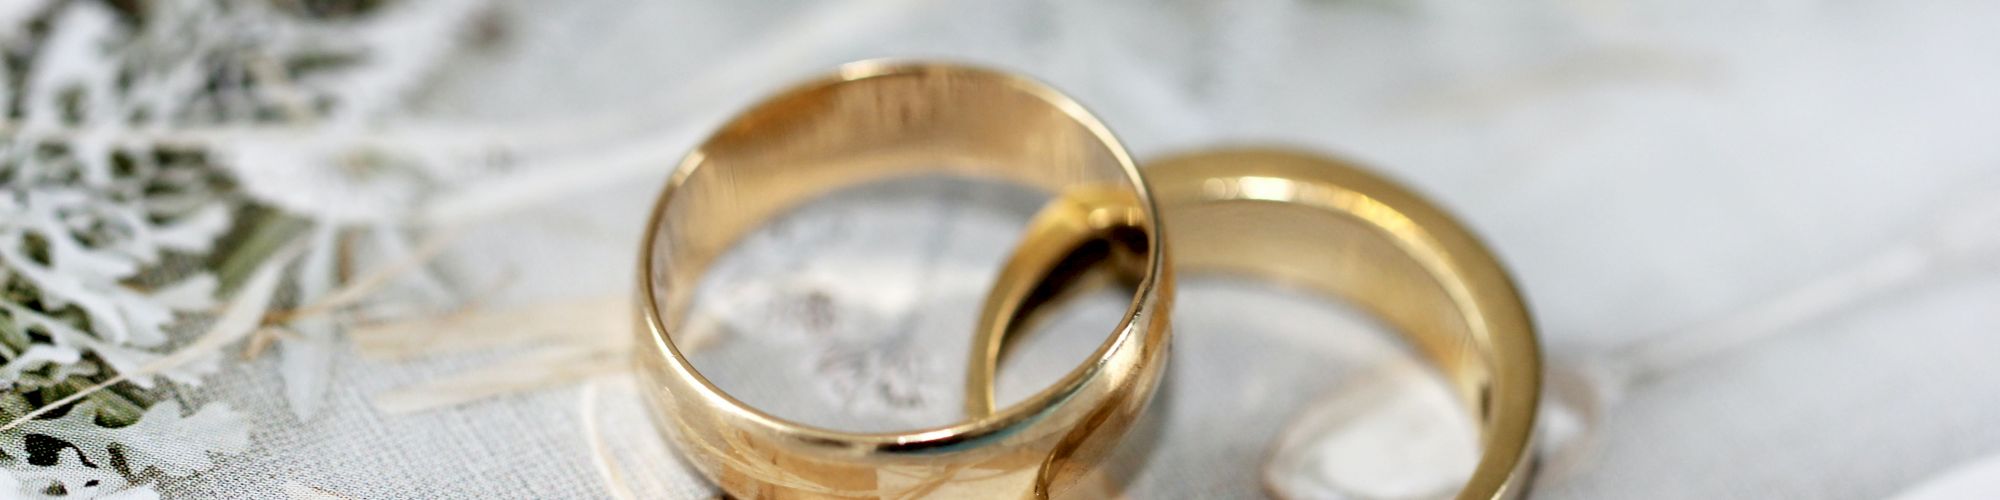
xmin=634 ymin=61 xmax=1172 ymax=499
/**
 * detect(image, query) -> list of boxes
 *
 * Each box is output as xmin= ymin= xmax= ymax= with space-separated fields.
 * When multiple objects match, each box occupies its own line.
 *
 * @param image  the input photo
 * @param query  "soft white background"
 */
xmin=163 ymin=0 xmax=2000 ymax=498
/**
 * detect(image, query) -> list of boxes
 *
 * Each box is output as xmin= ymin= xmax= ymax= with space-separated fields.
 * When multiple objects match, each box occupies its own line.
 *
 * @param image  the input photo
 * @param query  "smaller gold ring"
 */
xmin=634 ymin=61 xmax=1173 ymax=499
xmin=969 ymin=148 xmax=1541 ymax=499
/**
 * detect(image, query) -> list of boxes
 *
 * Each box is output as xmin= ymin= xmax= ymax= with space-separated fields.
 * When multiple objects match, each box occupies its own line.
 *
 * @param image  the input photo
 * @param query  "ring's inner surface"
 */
xmin=1159 ymin=197 xmax=1487 ymax=497
xmin=975 ymin=192 xmax=1493 ymax=495
xmin=1145 ymin=153 xmax=1536 ymax=498
xmin=682 ymin=176 xmax=1065 ymax=432
xmin=644 ymin=69 xmax=1144 ymax=428
xmin=1163 ymin=198 xmax=1488 ymax=411
xmin=976 ymin=153 xmax=1532 ymax=496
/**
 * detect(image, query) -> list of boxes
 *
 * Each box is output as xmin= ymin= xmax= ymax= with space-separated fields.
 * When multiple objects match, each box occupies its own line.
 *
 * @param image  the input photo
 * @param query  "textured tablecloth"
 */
xmin=156 ymin=0 xmax=2000 ymax=498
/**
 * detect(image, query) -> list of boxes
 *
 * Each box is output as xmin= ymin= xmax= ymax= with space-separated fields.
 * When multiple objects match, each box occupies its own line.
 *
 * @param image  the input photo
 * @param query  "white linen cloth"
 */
xmin=158 ymin=0 xmax=2000 ymax=498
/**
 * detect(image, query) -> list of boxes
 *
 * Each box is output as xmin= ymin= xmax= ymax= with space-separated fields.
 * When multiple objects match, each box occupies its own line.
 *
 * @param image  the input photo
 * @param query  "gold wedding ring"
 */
xmin=968 ymin=149 xmax=1542 ymax=499
xmin=634 ymin=62 xmax=1173 ymax=499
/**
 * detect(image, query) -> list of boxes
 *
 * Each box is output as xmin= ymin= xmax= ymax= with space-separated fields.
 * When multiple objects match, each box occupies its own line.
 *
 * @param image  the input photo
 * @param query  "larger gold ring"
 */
xmin=969 ymin=148 xmax=1541 ymax=499
xmin=634 ymin=62 xmax=1173 ymax=499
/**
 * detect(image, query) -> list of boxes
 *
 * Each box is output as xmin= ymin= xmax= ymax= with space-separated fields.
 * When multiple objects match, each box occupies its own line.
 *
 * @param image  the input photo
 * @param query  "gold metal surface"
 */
xmin=633 ymin=62 xmax=1173 ymax=499
xmin=968 ymin=148 xmax=1541 ymax=499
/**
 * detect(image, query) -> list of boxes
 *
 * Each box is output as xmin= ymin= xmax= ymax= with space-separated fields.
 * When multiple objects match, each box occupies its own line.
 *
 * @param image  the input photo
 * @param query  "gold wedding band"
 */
xmin=968 ymin=148 xmax=1542 ymax=499
xmin=634 ymin=62 xmax=1173 ymax=499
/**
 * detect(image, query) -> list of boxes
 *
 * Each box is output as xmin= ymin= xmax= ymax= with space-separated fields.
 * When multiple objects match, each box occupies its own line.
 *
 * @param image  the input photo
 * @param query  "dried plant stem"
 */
xmin=347 ymin=295 xmax=626 ymax=360
xmin=241 ymin=325 xmax=302 ymax=360
xmin=1610 ymin=244 xmax=1931 ymax=385
xmin=58 ymin=378 xmax=144 ymax=426
xmin=0 ymin=239 xmax=301 ymax=433
xmin=1594 ymin=190 xmax=2000 ymax=393
xmin=579 ymin=379 xmax=640 ymax=500
xmin=274 ymin=224 xmax=466 ymax=323
xmin=1539 ymin=191 xmax=2000 ymax=481
xmin=360 ymin=297 xmax=727 ymax=413
xmin=370 ymin=345 xmax=626 ymax=414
